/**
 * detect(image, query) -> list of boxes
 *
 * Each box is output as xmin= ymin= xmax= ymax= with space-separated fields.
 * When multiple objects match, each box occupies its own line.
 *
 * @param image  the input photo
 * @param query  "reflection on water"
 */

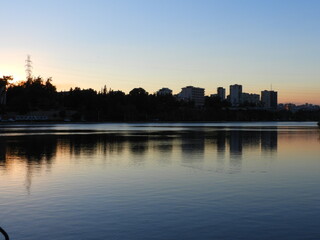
xmin=0 ymin=124 xmax=320 ymax=240
xmin=1 ymin=130 xmax=279 ymax=192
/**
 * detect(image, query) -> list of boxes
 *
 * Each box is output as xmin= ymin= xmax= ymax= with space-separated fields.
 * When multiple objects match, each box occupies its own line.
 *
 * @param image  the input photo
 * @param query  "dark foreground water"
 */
xmin=0 ymin=122 xmax=319 ymax=240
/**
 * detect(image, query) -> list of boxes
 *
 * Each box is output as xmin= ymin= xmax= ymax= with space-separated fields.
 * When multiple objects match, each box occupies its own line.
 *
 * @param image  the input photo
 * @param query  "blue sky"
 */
xmin=1 ymin=0 xmax=319 ymax=103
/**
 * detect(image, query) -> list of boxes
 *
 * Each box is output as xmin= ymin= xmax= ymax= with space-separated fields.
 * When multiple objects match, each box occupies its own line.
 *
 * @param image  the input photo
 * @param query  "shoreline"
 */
xmin=0 ymin=120 xmax=318 ymax=126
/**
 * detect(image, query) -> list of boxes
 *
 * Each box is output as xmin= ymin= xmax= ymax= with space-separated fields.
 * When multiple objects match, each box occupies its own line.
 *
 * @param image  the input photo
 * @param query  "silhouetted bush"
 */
xmin=2 ymin=76 xmax=319 ymax=121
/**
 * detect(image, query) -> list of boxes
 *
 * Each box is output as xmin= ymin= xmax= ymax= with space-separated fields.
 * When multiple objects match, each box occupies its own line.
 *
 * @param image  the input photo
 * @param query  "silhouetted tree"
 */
xmin=3 ymin=75 xmax=319 ymax=122
xmin=6 ymin=76 xmax=57 ymax=112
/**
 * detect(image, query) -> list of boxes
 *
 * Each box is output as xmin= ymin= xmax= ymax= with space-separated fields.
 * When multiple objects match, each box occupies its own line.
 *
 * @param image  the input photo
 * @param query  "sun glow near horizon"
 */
xmin=1 ymin=1 xmax=320 ymax=105
xmin=0 ymin=63 xmax=26 ymax=83
xmin=1 ymin=68 xmax=319 ymax=105
xmin=0 ymin=72 xmax=25 ymax=84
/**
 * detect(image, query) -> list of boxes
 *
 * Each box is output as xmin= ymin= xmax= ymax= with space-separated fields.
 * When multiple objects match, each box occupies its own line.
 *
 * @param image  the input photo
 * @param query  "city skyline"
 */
xmin=3 ymin=60 xmax=320 ymax=106
xmin=4 ymin=69 xmax=320 ymax=106
xmin=1 ymin=0 xmax=320 ymax=104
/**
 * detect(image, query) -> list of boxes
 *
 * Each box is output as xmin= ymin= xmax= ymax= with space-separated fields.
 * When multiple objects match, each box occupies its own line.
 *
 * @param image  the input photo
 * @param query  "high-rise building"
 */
xmin=229 ymin=84 xmax=242 ymax=106
xmin=178 ymin=86 xmax=205 ymax=107
xmin=261 ymin=90 xmax=278 ymax=109
xmin=157 ymin=88 xmax=172 ymax=95
xmin=241 ymin=93 xmax=260 ymax=105
xmin=217 ymin=87 xmax=226 ymax=100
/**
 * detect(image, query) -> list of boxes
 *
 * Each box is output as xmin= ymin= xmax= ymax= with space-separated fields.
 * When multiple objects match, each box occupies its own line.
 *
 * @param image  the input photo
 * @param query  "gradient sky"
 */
xmin=1 ymin=0 xmax=319 ymax=104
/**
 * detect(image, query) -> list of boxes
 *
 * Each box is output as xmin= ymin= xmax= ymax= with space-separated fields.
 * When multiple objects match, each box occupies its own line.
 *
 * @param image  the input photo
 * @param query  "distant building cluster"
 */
xmin=278 ymin=103 xmax=320 ymax=112
xmin=157 ymin=84 xmax=278 ymax=109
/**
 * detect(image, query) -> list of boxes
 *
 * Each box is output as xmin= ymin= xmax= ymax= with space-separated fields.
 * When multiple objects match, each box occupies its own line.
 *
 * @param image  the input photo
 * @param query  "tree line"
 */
xmin=0 ymin=76 xmax=319 ymax=121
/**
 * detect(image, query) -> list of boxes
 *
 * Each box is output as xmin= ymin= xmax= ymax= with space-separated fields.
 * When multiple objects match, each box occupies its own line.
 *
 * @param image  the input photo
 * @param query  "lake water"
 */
xmin=0 ymin=122 xmax=319 ymax=240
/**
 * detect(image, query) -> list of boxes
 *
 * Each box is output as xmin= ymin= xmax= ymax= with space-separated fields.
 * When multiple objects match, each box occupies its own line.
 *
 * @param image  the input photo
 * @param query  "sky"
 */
xmin=0 ymin=0 xmax=319 ymax=104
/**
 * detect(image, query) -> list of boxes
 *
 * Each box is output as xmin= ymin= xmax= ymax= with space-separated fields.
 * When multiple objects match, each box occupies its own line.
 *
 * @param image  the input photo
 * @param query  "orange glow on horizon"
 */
xmin=0 ymin=69 xmax=25 ymax=84
xmin=0 ymin=71 xmax=319 ymax=105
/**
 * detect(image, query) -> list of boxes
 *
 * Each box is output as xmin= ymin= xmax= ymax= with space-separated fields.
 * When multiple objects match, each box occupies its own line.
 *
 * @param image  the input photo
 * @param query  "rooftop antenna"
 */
xmin=25 ymin=55 xmax=33 ymax=79
xmin=270 ymin=84 xmax=273 ymax=91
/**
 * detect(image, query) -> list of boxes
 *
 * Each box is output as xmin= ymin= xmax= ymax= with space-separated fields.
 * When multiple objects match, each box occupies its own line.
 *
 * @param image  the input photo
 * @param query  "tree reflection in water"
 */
xmin=0 ymin=130 xmax=279 ymax=192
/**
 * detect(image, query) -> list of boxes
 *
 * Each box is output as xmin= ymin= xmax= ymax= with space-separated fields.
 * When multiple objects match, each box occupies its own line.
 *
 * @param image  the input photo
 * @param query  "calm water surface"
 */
xmin=0 ymin=122 xmax=319 ymax=240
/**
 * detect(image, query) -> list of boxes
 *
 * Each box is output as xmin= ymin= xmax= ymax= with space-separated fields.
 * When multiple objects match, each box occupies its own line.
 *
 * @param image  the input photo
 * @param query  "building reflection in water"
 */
xmin=215 ymin=131 xmax=226 ymax=172
xmin=181 ymin=131 xmax=205 ymax=164
xmin=216 ymin=131 xmax=226 ymax=157
xmin=0 ymin=129 xmax=279 ymax=192
xmin=229 ymin=131 xmax=243 ymax=172
xmin=261 ymin=131 xmax=278 ymax=153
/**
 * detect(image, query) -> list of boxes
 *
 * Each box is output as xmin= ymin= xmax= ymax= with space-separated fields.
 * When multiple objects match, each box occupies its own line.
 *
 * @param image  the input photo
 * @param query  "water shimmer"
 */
xmin=0 ymin=122 xmax=319 ymax=240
